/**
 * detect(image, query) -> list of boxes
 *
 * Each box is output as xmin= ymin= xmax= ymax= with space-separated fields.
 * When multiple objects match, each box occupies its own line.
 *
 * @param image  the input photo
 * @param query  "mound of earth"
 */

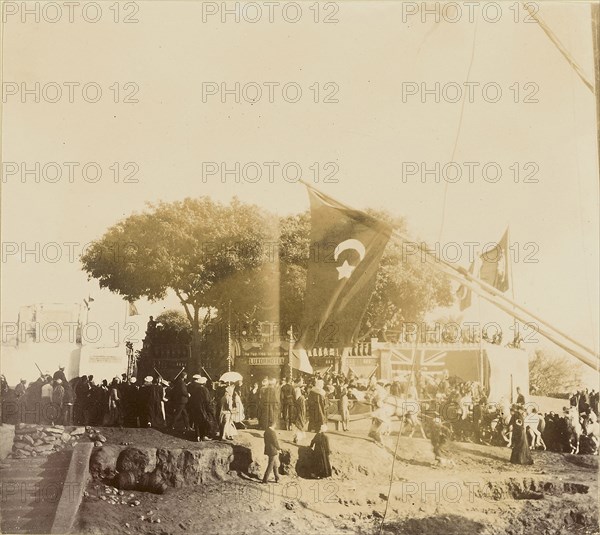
xmin=74 ymin=421 xmax=598 ymax=535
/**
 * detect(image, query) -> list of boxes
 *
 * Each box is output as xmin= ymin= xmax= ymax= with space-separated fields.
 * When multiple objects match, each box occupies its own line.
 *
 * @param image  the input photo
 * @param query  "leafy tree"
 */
xmin=81 ymin=197 xmax=274 ymax=371
xmin=153 ymin=310 xmax=192 ymax=344
xmin=278 ymin=211 xmax=311 ymax=331
xmin=529 ymin=349 xmax=583 ymax=395
xmin=82 ymin=198 xmax=453 ymax=373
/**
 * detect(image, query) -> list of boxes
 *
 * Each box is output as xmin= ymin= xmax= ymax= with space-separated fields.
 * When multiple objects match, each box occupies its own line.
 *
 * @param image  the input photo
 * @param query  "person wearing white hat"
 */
xmin=219 ymin=384 xmax=238 ymax=440
xmin=188 ymin=375 xmax=216 ymax=441
xmin=122 ymin=377 xmax=139 ymax=427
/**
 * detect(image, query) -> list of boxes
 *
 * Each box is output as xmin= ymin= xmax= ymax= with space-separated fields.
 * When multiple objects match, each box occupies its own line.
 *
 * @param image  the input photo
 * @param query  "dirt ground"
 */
xmin=75 ymin=420 xmax=599 ymax=535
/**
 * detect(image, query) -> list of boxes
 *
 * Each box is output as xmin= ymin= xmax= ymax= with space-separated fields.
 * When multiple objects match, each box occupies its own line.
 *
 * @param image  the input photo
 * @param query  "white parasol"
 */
xmin=219 ymin=371 xmax=243 ymax=383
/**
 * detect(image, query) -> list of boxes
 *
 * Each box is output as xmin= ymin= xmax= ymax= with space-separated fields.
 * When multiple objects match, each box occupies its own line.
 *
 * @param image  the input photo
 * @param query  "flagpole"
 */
xmin=227 ymin=323 xmax=231 ymax=373
xmin=477 ymin=288 xmax=484 ymax=388
xmin=449 ymin=274 xmax=598 ymax=369
xmin=123 ymin=301 xmax=128 ymax=345
xmin=396 ymin=230 xmax=596 ymax=358
xmin=227 ymin=301 xmax=232 ymax=373
xmin=298 ymin=180 xmax=599 ymax=365
xmin=288 ymin=326 xmax=294 ymax=382
xmin=444 ymin=252 xmax=596 ymax=356
xmin=397 ymin=232 xmax=596 ymax=355
xmin=507 ymin=227 xmax=519 ymax=345
xmin=523 ymin=2 xmax=594 ymax=94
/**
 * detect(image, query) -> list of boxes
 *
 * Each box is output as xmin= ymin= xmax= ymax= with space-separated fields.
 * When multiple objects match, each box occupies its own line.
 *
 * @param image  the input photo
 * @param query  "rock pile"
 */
xmin=10 ymin=423 xmax=86 ymax=458
xmin=85 ymin=428 xmax=108 ymax=447
xmin=89 ymin=443 xmax=238 ymax=488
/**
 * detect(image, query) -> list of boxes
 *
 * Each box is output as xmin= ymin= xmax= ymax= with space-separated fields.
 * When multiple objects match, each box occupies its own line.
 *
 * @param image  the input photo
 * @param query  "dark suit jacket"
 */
xmin=264 ymin=427 xmax=280 ymax=456
xmin=172 ymin=378 xmax=189 ymax=404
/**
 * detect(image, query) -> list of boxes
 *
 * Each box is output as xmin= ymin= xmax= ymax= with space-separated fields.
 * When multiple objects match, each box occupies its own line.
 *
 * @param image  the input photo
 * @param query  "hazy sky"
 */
xmin=2 ymin=2 xmax=598 ymax=377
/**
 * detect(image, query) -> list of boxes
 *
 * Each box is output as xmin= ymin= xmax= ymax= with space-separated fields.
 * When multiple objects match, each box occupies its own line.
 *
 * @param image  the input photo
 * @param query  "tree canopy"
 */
xmin=152 ymin=309 xmax=192 ymax=344
xmin=529 ymin=349 xmax=583 ymax=396
xmin=81 ymin=197 xmax=275 ymax=370
xmin=81 ymin=196 xmax=453 ymax=371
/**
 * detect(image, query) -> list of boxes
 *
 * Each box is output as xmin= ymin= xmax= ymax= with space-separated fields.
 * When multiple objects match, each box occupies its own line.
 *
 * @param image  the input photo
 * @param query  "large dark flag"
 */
xmin=479 ymin=229 xmax=510 ymax=292
xmin=297 ymin=186 xmax=392 ymax=351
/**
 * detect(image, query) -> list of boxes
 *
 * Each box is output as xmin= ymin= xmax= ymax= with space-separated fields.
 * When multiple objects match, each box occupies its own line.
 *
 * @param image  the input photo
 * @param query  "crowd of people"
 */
xmin=422 ymin=380 xmax=600 ymax=460
xmin=1 ymin=368 xmax=246 ymax=442
xmin=2 ymin=366 xmax=597 ymax=474
xmin=1 ymin=368 xmax=337 ymax=446
xmin=1 ymin=366 xmax=74 ymax=426
xmin=1 ymin=368 xmax=337 ymax=480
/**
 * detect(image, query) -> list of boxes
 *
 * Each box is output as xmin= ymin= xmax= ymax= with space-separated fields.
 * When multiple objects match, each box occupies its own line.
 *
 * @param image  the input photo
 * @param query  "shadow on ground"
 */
xmin=380 ymin=514 xmax=485 ymax=535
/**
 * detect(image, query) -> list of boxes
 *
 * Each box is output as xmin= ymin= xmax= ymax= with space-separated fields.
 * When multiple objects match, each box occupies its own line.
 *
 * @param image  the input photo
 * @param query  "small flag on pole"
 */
xmin=290 ymin=348 xmax=315 ymax=374
xmin=479 ymin=229 xmax=510 ymax=292
xmin=127 ymin=301 xmax=139 ymax=316
xmin=288 ymin=326 xmax=313 ymax=374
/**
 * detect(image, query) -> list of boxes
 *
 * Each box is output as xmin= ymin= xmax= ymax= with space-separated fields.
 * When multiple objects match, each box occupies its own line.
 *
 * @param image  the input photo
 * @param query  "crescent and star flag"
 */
xmin=479 ymin=229 xmax=510 ymax=292
xmin=456 ymin=260 xmax=475 ymax=311
xmin=296 ymin=186 xmax=392 ymax=355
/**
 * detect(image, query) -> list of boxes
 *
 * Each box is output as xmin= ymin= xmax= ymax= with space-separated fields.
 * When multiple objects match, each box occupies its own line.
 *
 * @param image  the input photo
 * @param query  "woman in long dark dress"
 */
xmin=307 ymin=380 xmax=327 ymax=432
xmin=509 ymin=406 xmax=533 ymax=465
xmin=310 ymin=424 xmax=332 ymax=478
xmin=293 ymin=384 xmax=306 ymax=443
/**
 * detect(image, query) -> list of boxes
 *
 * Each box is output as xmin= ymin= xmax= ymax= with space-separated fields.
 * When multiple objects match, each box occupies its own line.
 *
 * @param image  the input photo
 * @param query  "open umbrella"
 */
xmin=219 ymin=371 xmax=243 ymax=383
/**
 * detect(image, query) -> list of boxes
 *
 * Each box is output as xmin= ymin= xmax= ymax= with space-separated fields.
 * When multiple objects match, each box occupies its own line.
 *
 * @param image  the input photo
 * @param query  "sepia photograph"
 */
xmin=1 ymin=1 xmax=599 ymax=534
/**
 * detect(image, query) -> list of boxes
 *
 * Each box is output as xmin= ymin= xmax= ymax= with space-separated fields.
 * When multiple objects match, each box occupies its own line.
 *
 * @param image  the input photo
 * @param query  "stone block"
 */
xmin=89 ymin=444 xmax=123 ymax=479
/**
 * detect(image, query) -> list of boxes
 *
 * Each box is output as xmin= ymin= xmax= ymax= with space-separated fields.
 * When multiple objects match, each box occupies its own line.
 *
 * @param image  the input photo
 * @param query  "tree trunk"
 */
xmin=191 ymin=307 xmax=202 ymax=373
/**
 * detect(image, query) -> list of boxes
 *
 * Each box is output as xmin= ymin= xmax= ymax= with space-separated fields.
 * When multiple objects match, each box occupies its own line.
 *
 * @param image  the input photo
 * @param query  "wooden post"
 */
xmin=288 ymin=326 xmax=294 ymax=381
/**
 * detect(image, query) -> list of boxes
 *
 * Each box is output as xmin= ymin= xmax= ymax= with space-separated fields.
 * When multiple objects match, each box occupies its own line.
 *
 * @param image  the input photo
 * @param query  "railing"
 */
xmin=306 ymin=347 xmax=341 ymax=358
xmin=307 ymin=339 xmax=483 ymax=359
xmin=350 ymin=342 xmax=372 ymax=356
xmin=376 ymin=340 xmax=482 ymax=350
xmin=150 ymin=344 xmax=191 ymax=360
